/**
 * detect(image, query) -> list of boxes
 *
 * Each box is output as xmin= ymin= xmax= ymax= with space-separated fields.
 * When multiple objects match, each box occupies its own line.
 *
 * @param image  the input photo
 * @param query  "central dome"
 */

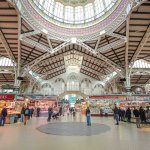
xmin=19 ymin=0 xmax=129 ymax=39
xmin=31 ymin=0 xmax=120 ymax=26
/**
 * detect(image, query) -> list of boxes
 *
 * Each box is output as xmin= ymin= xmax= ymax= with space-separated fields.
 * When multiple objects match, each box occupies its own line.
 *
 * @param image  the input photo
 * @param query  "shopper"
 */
xmin=20 ymin=106 xmax=25 ymax=122
xmin=125 ymin=107 xmax=131 ymax=122
xmin=113 ymin=104 xmax=119 ymax=125
xmin=47 ymin=106 xmax=52 ymax=121
xmin=118 ymin=107 xmax=122 ymax=121
xmin=0 ymin=105 xmax=8 ymax=126
xmin=121 ymin=108 xmax=126 ymax=121
xmin=37 ymin=107 xmax=41 ymax=117
xmin=145 ymin=106 xmax=150 ymax=121
xmin=139 ymin=106 xmax=146 ymax=124
xmin=24 ymin=106 xmax=30 ymax=125
xmin=86 ymin=107 xmax=91 ymax=126
xmin=30 ymin=108 xmax=34 ymax=118
xmin=133 ymin=107 xmax=140 ymax=128
xmin=72 ymin=107 xmax=76 ymax=117
xmin=59 ymin=106 xmax=62 ymax=116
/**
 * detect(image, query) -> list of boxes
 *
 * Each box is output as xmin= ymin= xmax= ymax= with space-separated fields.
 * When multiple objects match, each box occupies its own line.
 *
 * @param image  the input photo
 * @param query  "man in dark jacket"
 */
xmin=1 ymin=105 xmax=8 ymax=126
xmin=113 ymin=104 xmax=119 ymax=125
xmin=139 ymin=106 xmax=146 ymax=124
xmin=126 ymin=107 xmax=131 ymax=122
xmin=133 ymin=107 xmax=140 ymax=128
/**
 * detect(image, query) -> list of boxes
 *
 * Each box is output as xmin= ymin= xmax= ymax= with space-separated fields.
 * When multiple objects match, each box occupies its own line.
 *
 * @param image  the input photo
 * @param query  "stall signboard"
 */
xmin=26 ymin=95 xmax=57 ymax=101
xmin=14 ymin=95 xmax=25 ymax=101
xmin=89 ymin=95 xmax=126 ymax=99
xmin=135 ymin=96 xmax=150 ymax=101
xmin=0 ymin=94 xmax=15 ymax=101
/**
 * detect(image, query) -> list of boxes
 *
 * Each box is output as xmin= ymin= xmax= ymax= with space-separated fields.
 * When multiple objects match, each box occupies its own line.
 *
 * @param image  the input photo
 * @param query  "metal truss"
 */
xmin=129 ymin=25 xmax=150 ymax=76
xmin=46 ymin=35 xmax=53 ymax=50
xmin=15 ymin=14 xmax=22 ymax=87
xmin=130 ymin=25 xmax=150 ymax=65
xmin=20 ymin=30 xmax=41 ymax=39
xmin=21 ymin=41 xmax=70 ymax=77
xmin=145 ymin=78 xmax=150 ymax=85
xmin=81 ymin=65 xmax=103 ymax=77
xmin=131 ymin=68 xmax=150 ymax=75
xmin=0 ymin=71 xmax=14 ymax=74
xmin=77 ymin=40 xmax=124 ymax=77
xmin=42 ymin=66 xmax=65 ymax=76
xmin=0 ymin=66 xmax=14 ymax=71
xmin=0 ymin=82 xmax=14 ymax=85
xmin=97 ymin=39 xmax=125 ymax=52
xmin=95 ymin=36 xmax=101 ymax=52
xmin=0 ymin=29 xmax=16 ymax=63
xmin=77 ymin=40 xmax=96 ymax=54
xmin=21 ymin=38 xmax=51 ymax=53
xmin=107 ymin=33 xmax=127 ymax=41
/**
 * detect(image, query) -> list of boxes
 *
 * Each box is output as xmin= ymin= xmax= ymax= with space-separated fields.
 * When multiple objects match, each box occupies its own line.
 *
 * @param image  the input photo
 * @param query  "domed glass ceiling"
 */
xmin=32 ymin=0 xmax=120 ymax=25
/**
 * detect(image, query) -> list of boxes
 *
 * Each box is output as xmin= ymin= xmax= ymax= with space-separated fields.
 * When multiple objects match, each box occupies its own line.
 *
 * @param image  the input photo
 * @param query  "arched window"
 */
xmin=41 ymin=83 xmax=52 ymax=95
xmin=67 ymin=74 xmax=79 ymax=91
xmin=54 ymin=78 xmax=65 ymax=95
xmin=93 ymin=84 xmax=105 ymax=95
xmin=81 ymin=78 xmax=92 ymax=95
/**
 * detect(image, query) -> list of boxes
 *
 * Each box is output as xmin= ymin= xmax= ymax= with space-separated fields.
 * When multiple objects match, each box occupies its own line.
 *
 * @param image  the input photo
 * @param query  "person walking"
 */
xmin=24 ymin=106 xmax=30 ymax=125
xmin=113 ymin=104 xmax=119 ymax=125
xmin=125 ymin=107 xmax=131 ymax=122
xmin=86 ymin=107 xmax=91 ymax=126
xmin=37 ymin=107 xmax=40 ymax=117
xmin=0 ymin=105 xmax=8 ymax=126
xmin=145 ymin=106 xmax=150 ymax=121
xmin=30 ymin=108 xmax=34 ymax=118
xmin=139 ymin=106 xmax=146 ymax=124
xmin=59 ymin=106 xmax=62 ymax=116
xmin=20 ymin=106 xmax=25 ymax=123
xmin=133 ymin=107 xmax=140 ymax=128
xmin=47 ymin=106 xmax=52 ymax=122
xmin=118 ymin=107 xmax=122 ymax=121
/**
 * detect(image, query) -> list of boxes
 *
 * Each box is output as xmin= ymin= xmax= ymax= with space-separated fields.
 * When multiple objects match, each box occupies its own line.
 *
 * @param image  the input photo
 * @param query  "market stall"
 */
xmin=88 ymin=95 xmax=126 ymax=116
xmin=27 ymin=95 xmax=58 ymax=116
xmin=0 ymin=94 xmax=18 ymax=124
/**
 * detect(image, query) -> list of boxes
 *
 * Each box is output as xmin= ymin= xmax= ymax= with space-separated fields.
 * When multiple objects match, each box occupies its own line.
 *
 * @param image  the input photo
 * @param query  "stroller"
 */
xmin=52 ymin=112 xmax=59 ymax=119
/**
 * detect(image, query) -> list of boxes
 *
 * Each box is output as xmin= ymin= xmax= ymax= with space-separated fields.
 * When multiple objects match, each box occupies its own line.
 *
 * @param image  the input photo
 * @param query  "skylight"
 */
xmin=32 ymin=0 xmax=119 ymax=25
xmin=0 ymin=57 xmax=15 ymax=66
xmin=132 ymin=59 xmax=150 ymax=68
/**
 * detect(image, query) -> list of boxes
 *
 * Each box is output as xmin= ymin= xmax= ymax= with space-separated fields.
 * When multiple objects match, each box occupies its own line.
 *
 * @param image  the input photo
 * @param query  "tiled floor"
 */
xmin=0 ymin=114 xmax=150 ymax=150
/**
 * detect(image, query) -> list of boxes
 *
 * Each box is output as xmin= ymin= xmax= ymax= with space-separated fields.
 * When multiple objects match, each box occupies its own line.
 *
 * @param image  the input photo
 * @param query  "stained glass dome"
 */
xmin=31 ymin=0 xmax=120 ymax=26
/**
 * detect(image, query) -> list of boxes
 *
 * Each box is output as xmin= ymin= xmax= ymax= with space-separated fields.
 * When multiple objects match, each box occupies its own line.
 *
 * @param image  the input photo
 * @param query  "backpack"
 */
xmin=25 ymin=109 xmax=29 ymax=115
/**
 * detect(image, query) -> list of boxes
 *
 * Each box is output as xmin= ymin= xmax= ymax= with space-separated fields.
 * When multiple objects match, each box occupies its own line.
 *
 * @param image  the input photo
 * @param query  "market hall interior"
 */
xmin=0 ymin=0 xmax=150 ymax=150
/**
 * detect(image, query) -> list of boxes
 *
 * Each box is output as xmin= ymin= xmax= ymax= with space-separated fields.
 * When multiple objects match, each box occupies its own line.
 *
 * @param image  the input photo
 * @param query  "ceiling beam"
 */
xmin=76 ymin=41 xmax=124 ymax=76
xmin=21 ymin=41 xmax=70 ymax=76
xmin=95 ymin=36 xmax=101 ymax=51
xmin=46 ymin=35 xmax=53 ymax=50
xmin=97 ymin=39 xmax=125 ymax=52
xmin=0 ymin=82 xmax=14 ymax=85
xmin=21 ymin=37 xmax=51 ymax=52
xmin=130 ymin=25 xmax=150 ymax=65
xmin=107 ymin=33 xmax=126 ymax=40
xmin=42 ymin=65 xmax=65 ymax=76
xmin=0 ymin=66 xmax=14 ymax=71
xmin=20 ymin=30 xmax=41 ymax=39
xmin=0 ymin=28 xmax=16 ymax=63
